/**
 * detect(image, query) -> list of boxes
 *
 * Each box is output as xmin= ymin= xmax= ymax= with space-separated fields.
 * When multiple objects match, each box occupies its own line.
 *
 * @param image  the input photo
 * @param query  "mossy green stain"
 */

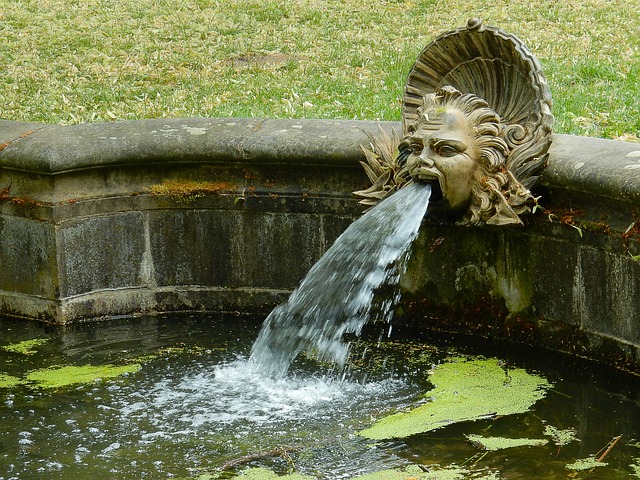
xmin=360 ymin=357 xmax=551 ymax=440
xmin=25 ymin=363 xmax=141 ymax=389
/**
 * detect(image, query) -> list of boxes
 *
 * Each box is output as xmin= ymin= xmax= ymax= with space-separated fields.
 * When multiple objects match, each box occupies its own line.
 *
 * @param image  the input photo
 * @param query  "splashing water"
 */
xmin=249 ymin=182 xmax=432 ymax=377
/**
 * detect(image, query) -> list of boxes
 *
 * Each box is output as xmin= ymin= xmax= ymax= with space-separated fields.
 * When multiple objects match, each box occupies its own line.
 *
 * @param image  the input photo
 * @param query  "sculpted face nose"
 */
xmin=418 ymin=148 xmax=434 ymax=167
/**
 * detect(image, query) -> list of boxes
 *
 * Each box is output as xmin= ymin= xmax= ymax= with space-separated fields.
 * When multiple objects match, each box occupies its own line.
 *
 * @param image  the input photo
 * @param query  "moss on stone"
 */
xmin=25 ymin=363 xmax=141 ymax=389
xmin=147 ymin=180 xmax=236 ymax=202
xmin=1 ymin=338 xmax=49 ymax=355
xmin=360 ymin=356 xmax=551 ymax=440
xmin=466 ymin=434 xmax=548 ymax=451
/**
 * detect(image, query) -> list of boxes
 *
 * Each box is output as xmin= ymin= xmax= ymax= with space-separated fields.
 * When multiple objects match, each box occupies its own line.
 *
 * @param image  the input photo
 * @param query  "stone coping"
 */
xmin=1 ymin=118 xmax=639 ymax=206
xmin=544 ymin=134 xmax=640 ymax=205
xmin=0 ymin=118 xmax=380 ymax=174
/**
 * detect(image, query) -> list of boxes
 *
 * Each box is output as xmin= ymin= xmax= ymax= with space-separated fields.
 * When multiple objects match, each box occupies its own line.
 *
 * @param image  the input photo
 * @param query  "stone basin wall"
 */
xmin=1 ymin=118 xmax=639 ymax=372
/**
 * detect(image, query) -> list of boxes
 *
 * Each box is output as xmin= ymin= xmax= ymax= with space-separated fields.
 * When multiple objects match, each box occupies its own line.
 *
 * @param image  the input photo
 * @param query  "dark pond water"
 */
xmin=1 ymin=313 xmax=639 ymax=479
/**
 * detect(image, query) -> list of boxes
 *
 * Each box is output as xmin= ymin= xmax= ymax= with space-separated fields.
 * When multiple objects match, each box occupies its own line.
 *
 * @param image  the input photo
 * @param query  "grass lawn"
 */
xmin=0 ymin=0 xmax=638 ymax=140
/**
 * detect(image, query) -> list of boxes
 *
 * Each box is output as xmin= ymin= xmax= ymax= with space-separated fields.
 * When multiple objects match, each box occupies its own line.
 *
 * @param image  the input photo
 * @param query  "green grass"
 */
xmin=0 ymin=0 xmax=638 ymax=140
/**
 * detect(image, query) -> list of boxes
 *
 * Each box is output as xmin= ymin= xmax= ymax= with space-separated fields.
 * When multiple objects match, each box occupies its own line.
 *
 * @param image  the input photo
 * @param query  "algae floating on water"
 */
xmin=1 ymin=338 xmax=49 ymax=355
xmin=0 ymin=372 xmax=22 ymax=388
xmin=351 ymin=464 xmax=465 ymax=479
xmin=232 ymin=465 xmax=498 ymax=480
xmin=566 ymin=457 xmax=608 ymax=471
xmin=235 ymin=467 xmax=313 ymax=479
xmin=543 ymin=424 xmax=578 ymax=446
xmin=360 ymin=356 xmax=551 ymax=439
xmin=466 ymin=434 xmax=548 ymax=451
xmin=25 ymin=363 xmax=141 ymax=389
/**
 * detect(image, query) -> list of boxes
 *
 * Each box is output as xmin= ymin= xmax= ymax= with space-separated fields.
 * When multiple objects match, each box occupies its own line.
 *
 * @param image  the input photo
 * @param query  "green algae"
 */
xmin=631 ymin=459 xmax=640 ymax=477
xmin=566 ymin=457 xmax=608 ymax=471
xmin=466 ymin=434 xmax=548 ymax=451
xmin=236 ymin=467 xmax=313 ymax=479
xmin=0 ymin=340 xmax=207 ymax=393
xmin=133 ymin=344 xmax=210 ymax=363
xmin=1 ymin=338 xmax=49 ymax=355
xmin=177 ymin=467 xmax=313 ymax=480
xmin=543 ymin=425 xmax=578 ymax=446
xmin=353 ymin=464 xmax=463 ymax=479
xmin=231 ymin=465 xmax=496 ymax=480
xmin=352 ymin=464 xmax=500 ymax=480
xmin=25 ymin=363 xmax=141 ymax=389
xmin=360 ymin=357 xmax=551 ymax=440
xmin=0 ymin=372 xmax=23 ymax=389
xmin=1 ymin=338 xmax=141 ymax=390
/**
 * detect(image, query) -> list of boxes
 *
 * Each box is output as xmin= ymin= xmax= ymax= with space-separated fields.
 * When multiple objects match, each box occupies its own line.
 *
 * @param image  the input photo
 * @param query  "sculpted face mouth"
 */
xmin=411 ymin=165 xmax=444 ymax=202
xmin=412 ymin=165 xmax=440 ymax=182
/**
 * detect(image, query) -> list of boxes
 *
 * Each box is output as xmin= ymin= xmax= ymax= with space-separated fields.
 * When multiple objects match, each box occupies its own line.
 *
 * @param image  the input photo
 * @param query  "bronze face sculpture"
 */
xmin=354 ymin=18 xmax=553 ymax=226
xmin=401 ymin=86 xmax=533 ymax=225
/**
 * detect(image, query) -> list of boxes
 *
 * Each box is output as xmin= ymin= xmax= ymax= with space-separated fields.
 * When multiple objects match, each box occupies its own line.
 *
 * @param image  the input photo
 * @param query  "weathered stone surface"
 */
xmin=0 ymin=118 xmax=381 ymax=175
xmin=0 ymin=215 xmax=57 ymax=297
xmin=57 ymin=212 xmax=146 ymax=297
xmin=545 ymin=134 xmax=640 ymax=203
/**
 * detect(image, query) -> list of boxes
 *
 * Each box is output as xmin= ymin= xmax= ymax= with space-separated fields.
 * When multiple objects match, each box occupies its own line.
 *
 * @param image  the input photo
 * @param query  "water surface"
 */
xmin=1 ymin=314 xmax=640 ymax=479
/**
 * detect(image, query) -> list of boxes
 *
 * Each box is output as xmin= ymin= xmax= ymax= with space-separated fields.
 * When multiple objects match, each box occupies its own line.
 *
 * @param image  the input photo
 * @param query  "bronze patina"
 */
xmin=354 ymin=18 xmax=553 ymax=226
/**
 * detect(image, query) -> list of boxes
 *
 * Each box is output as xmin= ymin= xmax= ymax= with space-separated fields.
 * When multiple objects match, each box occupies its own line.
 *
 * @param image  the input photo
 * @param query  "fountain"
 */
xmin=249 ymin=182 xmax=431 ymax=378
xmin=249 ymin=17 xmax=554 ymax=378
xmin=1 ymin=17 xmax=640 ymax=480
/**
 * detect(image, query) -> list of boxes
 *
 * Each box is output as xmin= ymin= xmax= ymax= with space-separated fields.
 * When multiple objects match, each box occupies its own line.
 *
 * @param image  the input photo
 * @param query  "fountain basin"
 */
xmin=2 ymin=312 xmax=638 ymax=479
xmin=0 ymin=118 xmax=639 ymax=372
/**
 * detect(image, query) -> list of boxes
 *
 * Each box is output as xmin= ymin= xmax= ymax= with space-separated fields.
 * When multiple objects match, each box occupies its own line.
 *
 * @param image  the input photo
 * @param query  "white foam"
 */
xmin=116 ymin=358 xmax=411 ymax=433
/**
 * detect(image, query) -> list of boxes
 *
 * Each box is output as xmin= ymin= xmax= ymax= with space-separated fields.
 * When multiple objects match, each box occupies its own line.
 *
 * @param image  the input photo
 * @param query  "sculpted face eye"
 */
xmin=431 ymin=139 xmax=468 ymax=158
xmin=436 ymin=144 xmax=459 ymax=158
xmin=410 ymin=141 xmax=423 ymax=155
